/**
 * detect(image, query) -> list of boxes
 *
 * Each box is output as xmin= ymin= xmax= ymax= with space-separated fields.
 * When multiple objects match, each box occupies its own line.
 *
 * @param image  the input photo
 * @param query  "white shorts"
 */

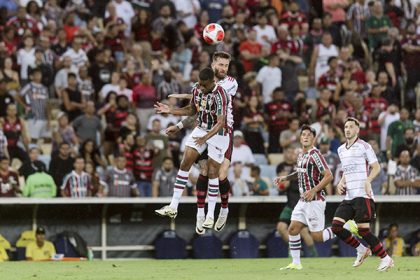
xmin=185 ymin=127 xmax=229 ymax=164
xmin=291 ymin=200 xmax=326 ymax=232
xmin=27 ymin=119 xmax=50 ymax=140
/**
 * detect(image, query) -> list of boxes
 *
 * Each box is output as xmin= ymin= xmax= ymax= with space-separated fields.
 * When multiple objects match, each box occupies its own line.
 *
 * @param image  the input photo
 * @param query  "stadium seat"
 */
xmin=268 ymin=153 xmax=284 ymax=166
xmin=254 ymin=154 xmax=268 ymax=165
xmin=260 ymin=165 xmax=277 ymax=180
xmin=192 ymin=232 xmax=223 ymax=259
xmin=54 ymin=231 xmax=88 ymax=258
xmin=314 ymin=239 xmax=333 ymax=257
xmin=265 ymin=230 xmax=288 ymax=258
xmin=229 ymin=230 xmax=259 ymax=258
xmin=154 ymin=230 xmax=187 ymax=259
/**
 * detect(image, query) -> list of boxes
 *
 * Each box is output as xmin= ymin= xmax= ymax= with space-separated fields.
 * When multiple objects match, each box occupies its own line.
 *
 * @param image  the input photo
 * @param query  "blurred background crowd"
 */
xmin=0 ymin=0 xmax=419 ymax=199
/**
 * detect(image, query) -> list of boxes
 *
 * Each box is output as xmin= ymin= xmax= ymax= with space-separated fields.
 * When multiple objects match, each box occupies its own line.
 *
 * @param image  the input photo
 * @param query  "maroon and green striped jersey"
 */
xmin=296 ymin=147 xmax=330 ymax=201
xmin=190 ymin=83 xmax=229 ymax=135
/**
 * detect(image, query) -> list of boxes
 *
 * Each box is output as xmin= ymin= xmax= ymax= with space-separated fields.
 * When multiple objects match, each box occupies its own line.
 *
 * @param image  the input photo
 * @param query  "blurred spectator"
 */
xmin=78 ymin=65 xmax=95 ymax=102
xmin=157 ymin=70 xmax=182 ymax=101
xmin=239 ymin=29 xmax=263 ymax=72
xmin=18 ymin=147 xmax=46 ymax=181
xmin=2 ymin=103 xmax=30 ymax=163
xmin=61 ymin=72 xmax=84 ymax=122
xmin=250 ymin=165 xmax=269 ymax=196
xmin=0 ymin=156 xmax=20 ymax=197
xmin=23 ymin=161 xmax=56 ymax=198
xmin=231 ymin=130 xmax=255 ymax=180
xmin=323 ymin=0 xmax=349 ymax=26
xmin=54 ymin=56 xmax=74 ymax=98
xmin=0 ymin=129 xmax=8 ymax=158
xmin=378 ymin=104 xmax=400 ymax=153
xmin=264 ymin=87 xmax=292 ymax=153
xmin=383 ymin=223 xmax=405 ymax=257
xmin=316 ymin=88 xmax=336 ymax=122
xmin=62 ymin=35 xmax=89 ymax=68
xmin=72 ymin=101 xmax=103 ymax=144
xmin=346 ymin=0 xmax=369 ymax=37
xmin=51 ymin=112 xmax=78 ymax=154
xmin=49 ymin=142 xmax=74 ymax=194
xmin=133 ymin=72 xmax=156 ymax=133
xmin=318 ymin=56 xmax=340 ymax=102
xmin=25 ymin=227 xmax=56 ymax=261
xmin=396 ymin=127 xmax=417 ymax=157
xmin=152 ymin=157 xmax=178 ymax=197
xmin=242 ymin=95 xmax=265 ymax=154
xmin=99 ymin=72 xmax=121 ymax=102
xmin=88 ymin=48 xmax=116 ymax=94
xmin=61 ymin=156 xmax=92 ymax=197
xmin=0 ymin=80 xmax=15 ymax=119
xmin=319 ymin=136 xmax=340 ymax=195
xmin=387 ymin=107 xmax=412 ymax=158
xmin=256 ymin=54 xmax=281 ymax=104
xmin=253 ymin=13 xmax=277 ymax=49
xmin=1 ymin=57 xmax=20 ymax=97
xmin=16 ymin=34 xmax=36 ymax=83
xmin=201 ymin=0 xmax=226 ymax=23
xmin=16 ymin=68 xmax=51 ymax=143
xmin=230 ymin=162 xmax=250 ymax=197
xmin=401 ymin=20 xmax=420 ymax=104
xmin=280 ymin=117 xmax=301 ymax=150
xmin=79 ymin=139 xmax=107 ymax=170
xmin=104 ymin=155 xmax=138 ymax=197
xmin=134 ymin=135 xmax=154 ymax=197
xmin=394 ymin=150 xmax=420 ymax=195
xmin=310 ymin=32 xmax=339 ymax=83
xmin=84 ymin=161 xmax=105 ymax=197
xmin=367 ymin=1 xmax=392 ymax=50
xmin=276 ymin=146 xmax=298 ymax=196
xmin=368 ymin=139 xmax=388 ymax=194
xmin=146 ymin=119 xmax=171 ymax=168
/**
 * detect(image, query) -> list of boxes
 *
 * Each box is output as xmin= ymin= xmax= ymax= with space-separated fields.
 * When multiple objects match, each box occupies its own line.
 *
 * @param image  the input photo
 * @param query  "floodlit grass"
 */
xmin=0 ymin=257 xmax=418 ymax=280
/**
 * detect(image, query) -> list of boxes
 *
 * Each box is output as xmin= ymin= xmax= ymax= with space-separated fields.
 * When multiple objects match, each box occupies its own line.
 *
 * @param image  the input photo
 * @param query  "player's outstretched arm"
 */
xmin=274 ymin=172 xmax=298 ymax=186
xmin=154 ymin=102 xmax=197 ymax=116
xmin=168 ymin=93 xmax=193 ymax=99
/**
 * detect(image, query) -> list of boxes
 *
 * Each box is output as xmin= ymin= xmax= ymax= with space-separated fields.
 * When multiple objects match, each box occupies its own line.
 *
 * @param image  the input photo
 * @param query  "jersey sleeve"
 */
xmin=311 ymin=150 xmax=330 ymax=173
xmin=364 ymin=143 xmax=378 ymax=165
xmin=215 ymin=87 xmax=228 ymax=116
xmin=394 ymin=167 xmax=402 ymax=181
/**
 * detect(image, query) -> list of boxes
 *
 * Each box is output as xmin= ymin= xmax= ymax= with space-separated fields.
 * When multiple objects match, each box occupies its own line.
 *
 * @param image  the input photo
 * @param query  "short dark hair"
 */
xmin=162 ymin=157 xmax=173 ymax=162
xmin=74 ymin=156 xmax=85 ymax=162
xmin=68 ymin=72 xmax=77 ymax=79
xmin=0 ymin=155 xmax=9 ymax=162
xmin=327 ymin=56 xmax=338 ymax=65
xmin=212 ymin=51 xmax=231 ymax=62
xmin=344 ymin=117 xmax=360 ymax=127
xmin=251 ymin=165 xmax=260 ymax=174
xmin=199 ymin=67 xmax=214 ymax=81
xmin=300 ymin=124 xmax=316 ymax=137
xmin=30 ymin=67 xmax=42 ymax=75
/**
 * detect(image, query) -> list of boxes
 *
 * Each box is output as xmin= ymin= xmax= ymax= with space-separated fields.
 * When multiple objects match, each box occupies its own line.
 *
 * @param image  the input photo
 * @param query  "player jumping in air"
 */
xmin=274 ymin=125 xmax=335 ymax=270
xmin=332 ymin=117 xmax=394 ymax=271
xmin=164 ymin=51 xmax=238 ymax=233
xmin=154 ymin=67 xmax=230 ymax=230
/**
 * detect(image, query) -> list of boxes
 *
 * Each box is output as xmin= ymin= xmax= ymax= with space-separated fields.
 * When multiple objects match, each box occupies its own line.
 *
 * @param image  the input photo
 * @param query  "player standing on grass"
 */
xmin=165 ymin=51 xmax=238 ymax=234
xmin=154 ymin=67 xmax=230 ymax=228
xmin=332 ymin=117 xmax=394 ymax=271
xmin=274 ymin=125 xmax=335 ymax=270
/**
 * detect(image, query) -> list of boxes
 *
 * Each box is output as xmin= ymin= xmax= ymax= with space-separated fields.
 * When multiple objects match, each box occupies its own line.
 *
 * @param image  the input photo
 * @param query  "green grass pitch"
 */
xmin=0 ymin=257 xmax=418 ymax=280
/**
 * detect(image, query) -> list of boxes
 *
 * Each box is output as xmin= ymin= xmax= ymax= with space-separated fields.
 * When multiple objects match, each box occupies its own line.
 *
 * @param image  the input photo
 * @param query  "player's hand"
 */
xmin=193 ymin=136 xmax=206 ymax=146
xmin=154 ymin=102 xmax=170 ymax=114
xmin=165 ymin=125 xmax=179 ymax=136
xmin=303 ymin=189 xmax=316 ymax=201
xmin=364 ymin=181 xmax=372 ymax=198
xmin=168 ymin=93 xmax=192 ymax=99
xmin=273 ymin=176 xmax=287 ymax=187
xmin=337 ymin=182 xmax=346 ymax=195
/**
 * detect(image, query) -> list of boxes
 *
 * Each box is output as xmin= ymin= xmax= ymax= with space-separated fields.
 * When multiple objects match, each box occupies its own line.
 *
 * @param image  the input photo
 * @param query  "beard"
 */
xmin=214 ymin=68 xmax=226 ymax=79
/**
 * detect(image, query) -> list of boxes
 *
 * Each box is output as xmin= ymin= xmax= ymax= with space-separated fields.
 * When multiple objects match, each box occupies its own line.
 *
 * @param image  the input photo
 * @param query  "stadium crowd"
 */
xmin=0 ymin=0 xmax=419 ymax=199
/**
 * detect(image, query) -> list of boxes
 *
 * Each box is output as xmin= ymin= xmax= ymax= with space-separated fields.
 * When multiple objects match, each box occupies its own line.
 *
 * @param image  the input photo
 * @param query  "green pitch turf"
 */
xmin=0 ymin=257 xmax=418 ymax=280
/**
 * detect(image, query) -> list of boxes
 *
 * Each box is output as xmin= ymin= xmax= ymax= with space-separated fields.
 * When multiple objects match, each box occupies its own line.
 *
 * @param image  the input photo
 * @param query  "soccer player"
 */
xmin=274 ymin=125 xmax=335 ymax=270
xmin=332 ymin=117 xmax=394 ymax=271
xmin=154 ymin=67 xmax=230 ymax=229
xmin=165 ymin=51 xmax=238 ymax=234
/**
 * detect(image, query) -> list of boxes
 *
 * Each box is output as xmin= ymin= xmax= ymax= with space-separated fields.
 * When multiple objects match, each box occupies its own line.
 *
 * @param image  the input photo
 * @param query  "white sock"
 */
xmin=220 ymin=207 xmax=229 ymax=216
xmin=169 ymin=170 xmax=189 ymax=210
xmin=197 ymin=207 xmax=205 ymax=217
xmin=289 ymin=234 xmax=301 ymax=265
xmin=206 ymin=178 xmax=219 ymax=219
xmin=356 ymin=243 xmax=366 ymax=253
xmin=322 ymin=227 xmax=335 ymax=242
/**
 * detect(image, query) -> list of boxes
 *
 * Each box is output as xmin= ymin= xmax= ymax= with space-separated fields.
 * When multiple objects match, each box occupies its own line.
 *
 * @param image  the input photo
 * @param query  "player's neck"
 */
xmin=302 ymin=145 xmax=313 ymax=153
xmin=346 ymin=136 xmax=358 ymax=147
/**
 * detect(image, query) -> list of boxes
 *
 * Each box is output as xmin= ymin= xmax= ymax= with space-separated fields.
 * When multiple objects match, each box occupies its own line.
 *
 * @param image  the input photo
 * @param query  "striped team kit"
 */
xmin=185 ymin=83 xmax=230 ymax=164
xmin=291 ymin=147 xmax=330 ymax=232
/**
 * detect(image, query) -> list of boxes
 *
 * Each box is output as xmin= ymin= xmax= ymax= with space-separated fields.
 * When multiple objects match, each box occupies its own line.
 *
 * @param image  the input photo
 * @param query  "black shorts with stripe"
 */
xmin=195 ymin=131 xmax=233 ymax=162
xmin=334 ymin=197 xmax=376 ymax=223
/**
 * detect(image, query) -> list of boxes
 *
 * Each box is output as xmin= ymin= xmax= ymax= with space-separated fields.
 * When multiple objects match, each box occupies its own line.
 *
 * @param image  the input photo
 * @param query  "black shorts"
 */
xmin=195 ymin=131 xmax=233 ymax=163
xmin=334 ymin=197 xmax=376 ymax=223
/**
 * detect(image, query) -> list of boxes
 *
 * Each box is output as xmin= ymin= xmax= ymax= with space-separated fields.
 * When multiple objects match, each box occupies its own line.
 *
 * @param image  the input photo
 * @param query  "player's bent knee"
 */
xmin=331 ymin=220 xmax=345 ymax=234
xmin=310 ymin=231 xmax=323 ymax=242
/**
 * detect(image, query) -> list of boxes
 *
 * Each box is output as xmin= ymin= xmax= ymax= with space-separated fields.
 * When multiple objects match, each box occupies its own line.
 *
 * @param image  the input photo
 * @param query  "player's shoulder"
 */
xmin=356 ymin=138 xmax=371 ymax=150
